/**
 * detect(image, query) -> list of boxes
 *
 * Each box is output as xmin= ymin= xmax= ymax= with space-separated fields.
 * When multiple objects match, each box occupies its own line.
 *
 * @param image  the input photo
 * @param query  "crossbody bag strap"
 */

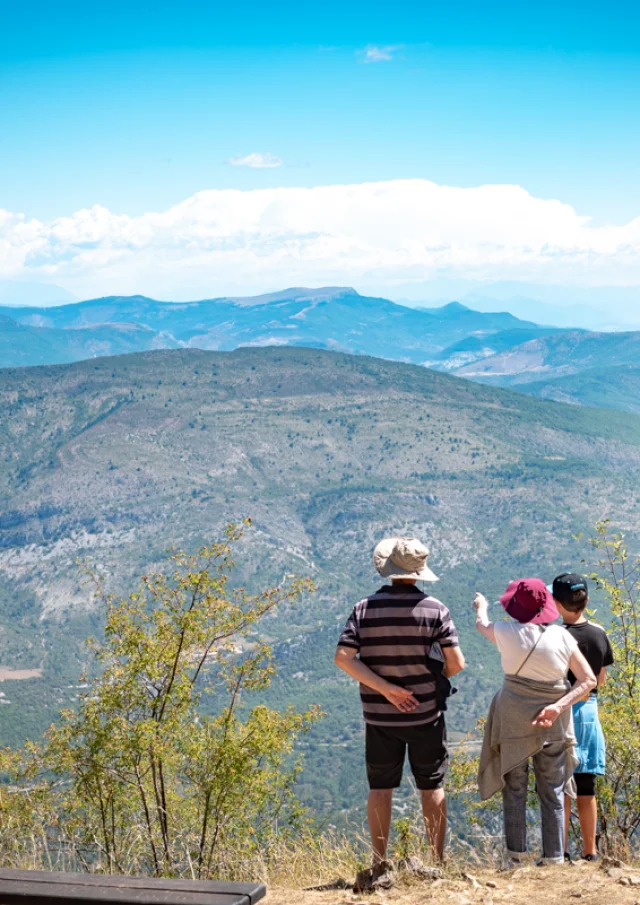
xmin=514 ymin=626 xmax=546 ymax=677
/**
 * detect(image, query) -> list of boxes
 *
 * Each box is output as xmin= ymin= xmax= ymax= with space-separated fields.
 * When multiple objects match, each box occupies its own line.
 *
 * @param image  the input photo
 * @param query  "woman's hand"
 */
xmin=474 ymin=592 xmax=496 ymax=643
xmin=473 ymin=592 xmax=489 ymax=612
xmin=532 ymin=703 xmax=562 ymax=727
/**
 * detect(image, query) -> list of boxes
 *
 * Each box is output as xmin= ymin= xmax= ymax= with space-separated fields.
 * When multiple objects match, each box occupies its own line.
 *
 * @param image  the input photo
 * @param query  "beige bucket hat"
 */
xmin=373 ymin=536 xmax=439 ymax=582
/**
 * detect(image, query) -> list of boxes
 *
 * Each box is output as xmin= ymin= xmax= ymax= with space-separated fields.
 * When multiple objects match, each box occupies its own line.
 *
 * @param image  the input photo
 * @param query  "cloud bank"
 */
xmin=1 ymin=179 xmax=639 ymax=300
xmin=357 ymin=44 xmax=404 ymax=63
xmin=226 ymin=152 xmax=284 ymax=169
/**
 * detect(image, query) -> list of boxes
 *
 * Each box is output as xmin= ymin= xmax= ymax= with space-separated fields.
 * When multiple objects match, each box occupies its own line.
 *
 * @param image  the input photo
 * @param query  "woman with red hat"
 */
xmin=474 ymin=578 xmax=596 ymax=866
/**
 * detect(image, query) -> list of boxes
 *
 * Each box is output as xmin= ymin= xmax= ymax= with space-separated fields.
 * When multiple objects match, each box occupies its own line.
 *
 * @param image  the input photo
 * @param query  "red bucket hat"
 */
xmin=500 ymin=578 xmax=559 ymax=625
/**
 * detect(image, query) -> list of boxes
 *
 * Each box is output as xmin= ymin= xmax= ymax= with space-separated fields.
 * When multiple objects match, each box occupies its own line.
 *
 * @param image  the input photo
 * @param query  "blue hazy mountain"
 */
xmin=0 ymin=287 xmax=538 ymax=368
xmin=0 ymin=315 xmax=177 ymax=367
xmin=2 ymin=287 xmax=639 ymax=415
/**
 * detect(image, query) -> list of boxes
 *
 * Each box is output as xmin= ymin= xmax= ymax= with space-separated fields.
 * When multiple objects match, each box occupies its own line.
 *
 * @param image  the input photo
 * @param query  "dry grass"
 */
xmin=268 ymin=861 xmax=640 ymax=905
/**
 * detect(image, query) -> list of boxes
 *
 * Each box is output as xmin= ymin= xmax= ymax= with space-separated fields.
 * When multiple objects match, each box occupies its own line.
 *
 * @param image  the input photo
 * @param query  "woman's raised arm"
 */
xmin=474 ymin=592 xmax=496 ymax=643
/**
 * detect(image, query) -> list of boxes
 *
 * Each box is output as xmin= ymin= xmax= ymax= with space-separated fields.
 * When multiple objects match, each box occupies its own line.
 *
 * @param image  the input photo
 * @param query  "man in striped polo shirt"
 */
xmin=335 ymin=536 xmax=465 ymax=870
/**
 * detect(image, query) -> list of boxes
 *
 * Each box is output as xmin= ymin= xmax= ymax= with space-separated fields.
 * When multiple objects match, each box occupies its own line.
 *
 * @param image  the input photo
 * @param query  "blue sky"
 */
xmin=1 ymin=1 xmax=639 ymax=314
xmin=2 ymin=0 xmax=639 ymax=222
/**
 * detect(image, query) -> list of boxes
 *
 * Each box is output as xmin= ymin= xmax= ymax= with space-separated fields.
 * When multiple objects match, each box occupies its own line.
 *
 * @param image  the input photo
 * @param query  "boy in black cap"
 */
xmin=552 ymin=573 xmax=614 ymax=862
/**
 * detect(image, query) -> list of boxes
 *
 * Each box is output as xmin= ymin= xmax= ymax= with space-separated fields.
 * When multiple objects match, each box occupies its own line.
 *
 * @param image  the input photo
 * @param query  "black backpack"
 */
xmin=426 ymin=646 xmax=458 ymax=712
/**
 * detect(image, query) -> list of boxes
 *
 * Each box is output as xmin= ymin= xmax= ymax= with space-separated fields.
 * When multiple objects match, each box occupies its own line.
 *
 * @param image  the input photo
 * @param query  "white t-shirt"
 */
xmin=494 ymin=621 xmax=577 ymax=681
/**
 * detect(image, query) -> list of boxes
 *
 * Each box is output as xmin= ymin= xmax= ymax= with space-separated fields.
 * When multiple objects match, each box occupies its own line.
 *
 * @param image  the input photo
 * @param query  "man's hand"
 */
xmin=381 ymin=684 xmax=420 ymax=713
xmin=532 ymin=703 xmax=562 ymax=727
xmin=335 ymin=646 xmax=419 ymax=712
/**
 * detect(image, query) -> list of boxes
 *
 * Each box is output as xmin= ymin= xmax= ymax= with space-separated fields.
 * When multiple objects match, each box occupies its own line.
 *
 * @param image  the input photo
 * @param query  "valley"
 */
xmin=1 ymin=347 xmax=640 ymax=821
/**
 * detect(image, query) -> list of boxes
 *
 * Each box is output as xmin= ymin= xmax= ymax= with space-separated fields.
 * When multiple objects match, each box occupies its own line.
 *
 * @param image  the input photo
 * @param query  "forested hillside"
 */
xmin=1 ymin=347 xmax=640 ymax=819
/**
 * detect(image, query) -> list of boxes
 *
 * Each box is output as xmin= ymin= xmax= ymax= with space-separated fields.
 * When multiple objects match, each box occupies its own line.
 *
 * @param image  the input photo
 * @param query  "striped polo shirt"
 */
xmin=338 ymin=584 xmax=459 ymax=726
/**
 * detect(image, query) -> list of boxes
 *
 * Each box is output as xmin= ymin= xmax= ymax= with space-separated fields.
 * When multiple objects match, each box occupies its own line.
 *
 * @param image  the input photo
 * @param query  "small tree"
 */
xmin=0 ymin=521 xmax=320 ymax=877
xmin=588 ymin=521 xmax=640 ymax=852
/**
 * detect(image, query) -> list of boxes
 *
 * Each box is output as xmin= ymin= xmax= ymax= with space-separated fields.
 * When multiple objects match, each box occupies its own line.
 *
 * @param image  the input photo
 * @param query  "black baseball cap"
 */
xmin=552 ymin=572 xmax=589 ymax=604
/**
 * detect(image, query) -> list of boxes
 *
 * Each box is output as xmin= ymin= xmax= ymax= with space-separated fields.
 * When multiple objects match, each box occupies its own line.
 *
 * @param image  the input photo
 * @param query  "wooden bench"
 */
xmin=0 ymin=870 xmax=266 ymax=905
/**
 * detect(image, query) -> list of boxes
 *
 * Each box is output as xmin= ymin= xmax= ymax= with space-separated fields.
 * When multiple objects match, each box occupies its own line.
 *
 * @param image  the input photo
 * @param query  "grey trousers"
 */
xmin=502 ymin=741 xmax=566 ymax=863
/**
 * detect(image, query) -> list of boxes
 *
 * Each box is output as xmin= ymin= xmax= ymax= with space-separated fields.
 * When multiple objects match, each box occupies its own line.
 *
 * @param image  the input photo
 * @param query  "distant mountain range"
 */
xmin=402 ymin=278 xmax=640 ymax=329
xmin=0 ymin=288 xmax=536 ymax=367
xmin=2 ymin=286 xmax=639 ymax=413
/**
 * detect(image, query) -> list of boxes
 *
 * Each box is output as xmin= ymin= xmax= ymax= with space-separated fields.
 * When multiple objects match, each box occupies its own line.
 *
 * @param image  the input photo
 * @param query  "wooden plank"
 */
xmin=0 ymin=872 xmax=264 ymax=904
xmin=0 ymin=879 xmax=245 ymax=905
xmin=0 ymin=878 xmax=263 ymax=905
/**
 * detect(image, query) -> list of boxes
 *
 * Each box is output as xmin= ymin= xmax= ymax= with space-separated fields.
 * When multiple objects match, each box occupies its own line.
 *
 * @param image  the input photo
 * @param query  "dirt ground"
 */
xmin=268 ymin=861 xmax=640 ymax=905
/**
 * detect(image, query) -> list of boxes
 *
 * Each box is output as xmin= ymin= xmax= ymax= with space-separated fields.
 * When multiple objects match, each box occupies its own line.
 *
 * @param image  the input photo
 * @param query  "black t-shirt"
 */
xmin=564 ymin=620 xmax=614 ymax=691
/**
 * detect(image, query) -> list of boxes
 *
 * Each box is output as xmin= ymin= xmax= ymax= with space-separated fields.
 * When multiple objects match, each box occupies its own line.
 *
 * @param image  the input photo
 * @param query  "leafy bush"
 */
xmin=0 ymin=522 xmax=320 ymax=877
xmin=588 ymin=522 xmax=640 ymax=852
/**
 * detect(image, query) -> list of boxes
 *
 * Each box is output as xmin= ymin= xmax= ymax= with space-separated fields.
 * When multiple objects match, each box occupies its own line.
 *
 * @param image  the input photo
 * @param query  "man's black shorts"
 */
xmin=365 ymin=716 xmax=448 ymax=790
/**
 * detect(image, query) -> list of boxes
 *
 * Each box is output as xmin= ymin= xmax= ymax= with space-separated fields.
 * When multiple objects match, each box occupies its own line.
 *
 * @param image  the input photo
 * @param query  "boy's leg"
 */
xmin=577 ymin=797 xmax=597 ymax=856
xmin=575 ymin=773 xmax=598 ymax=857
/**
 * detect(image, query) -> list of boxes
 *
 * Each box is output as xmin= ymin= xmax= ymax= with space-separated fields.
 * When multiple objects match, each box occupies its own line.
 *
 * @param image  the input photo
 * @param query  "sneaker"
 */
xmin=581 ymin=853 xmax=599 ymax=863
xmin=564 ymin=852 xmax=572 ymax=863
xmin=353 ymin=860 xmax=396 ymax=894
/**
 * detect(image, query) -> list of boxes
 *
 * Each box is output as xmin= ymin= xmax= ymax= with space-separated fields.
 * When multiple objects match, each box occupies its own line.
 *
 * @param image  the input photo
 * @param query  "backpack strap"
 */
xmin=514 ymin=626 xmax=547 ymax=677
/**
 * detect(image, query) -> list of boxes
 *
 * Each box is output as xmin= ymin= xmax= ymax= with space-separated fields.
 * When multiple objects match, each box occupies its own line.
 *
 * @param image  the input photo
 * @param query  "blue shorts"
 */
xmin=572 ymin=695 xmax=605 ymax=776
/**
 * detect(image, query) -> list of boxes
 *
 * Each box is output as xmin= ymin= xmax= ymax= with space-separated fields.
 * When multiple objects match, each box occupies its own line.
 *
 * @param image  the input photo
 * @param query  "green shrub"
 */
xmin=0 ymin=522 xmax=320 ymax=877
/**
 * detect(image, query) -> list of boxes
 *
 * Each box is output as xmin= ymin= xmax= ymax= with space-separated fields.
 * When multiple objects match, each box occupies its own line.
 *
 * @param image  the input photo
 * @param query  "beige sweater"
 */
xmin=478 ymin=674 xmax=578 ymax=801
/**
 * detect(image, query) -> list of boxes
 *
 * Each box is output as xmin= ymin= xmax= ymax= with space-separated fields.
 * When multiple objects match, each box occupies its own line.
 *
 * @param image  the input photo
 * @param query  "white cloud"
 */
xmin=226 ymin=152 xmax=284 ymax=169
xmin=1 ymin=179 xmax=639 ymax=300
xmin=358 ymin=44 xmax=403 ymax=63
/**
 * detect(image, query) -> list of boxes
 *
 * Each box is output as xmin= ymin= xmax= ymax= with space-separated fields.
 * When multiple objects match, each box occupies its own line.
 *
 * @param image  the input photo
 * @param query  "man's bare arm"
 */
xmin=442 ymin=645 xmax=465 ymax=677
xmin=334 ymin=646 xmax=419 ymax=713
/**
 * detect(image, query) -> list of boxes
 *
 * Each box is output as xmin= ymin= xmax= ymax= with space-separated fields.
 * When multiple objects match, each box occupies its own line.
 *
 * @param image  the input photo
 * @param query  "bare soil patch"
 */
xmin=268 ymin=862 xmax=640 ymax=905
xmin=0 ymin=666 xmax=43 ymax=681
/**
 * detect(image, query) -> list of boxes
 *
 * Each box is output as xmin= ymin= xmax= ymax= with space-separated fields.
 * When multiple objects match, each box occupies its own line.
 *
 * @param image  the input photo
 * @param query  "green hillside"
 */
xmin=1 ymin=347 xmax=639 ymax=821
xmin=520 ymin=364 xmax=640 ymax=414
xmin=456 ymin=329 xmax=640 ymax=386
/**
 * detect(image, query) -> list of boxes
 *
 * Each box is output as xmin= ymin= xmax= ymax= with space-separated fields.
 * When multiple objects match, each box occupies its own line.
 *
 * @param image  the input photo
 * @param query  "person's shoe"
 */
xmin=353 ymin=860 xmax=396 ymax=894
xmin=564 ymin=852 xmax=572 ymax=863
xmin=581 ymin=853 xmax=599 ymax=863
xmin=399 ymin=856 xmax=442 ymax=880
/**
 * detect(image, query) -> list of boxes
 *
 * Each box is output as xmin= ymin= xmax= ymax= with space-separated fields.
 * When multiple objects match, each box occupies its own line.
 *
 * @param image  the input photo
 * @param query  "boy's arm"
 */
xmin=334 ymin=646 xmax=419 ymax=712
xmin=598 ymin=666 xmax=607 ymax=687
xmin=473 ymin=592 xmax=496 ymax=643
